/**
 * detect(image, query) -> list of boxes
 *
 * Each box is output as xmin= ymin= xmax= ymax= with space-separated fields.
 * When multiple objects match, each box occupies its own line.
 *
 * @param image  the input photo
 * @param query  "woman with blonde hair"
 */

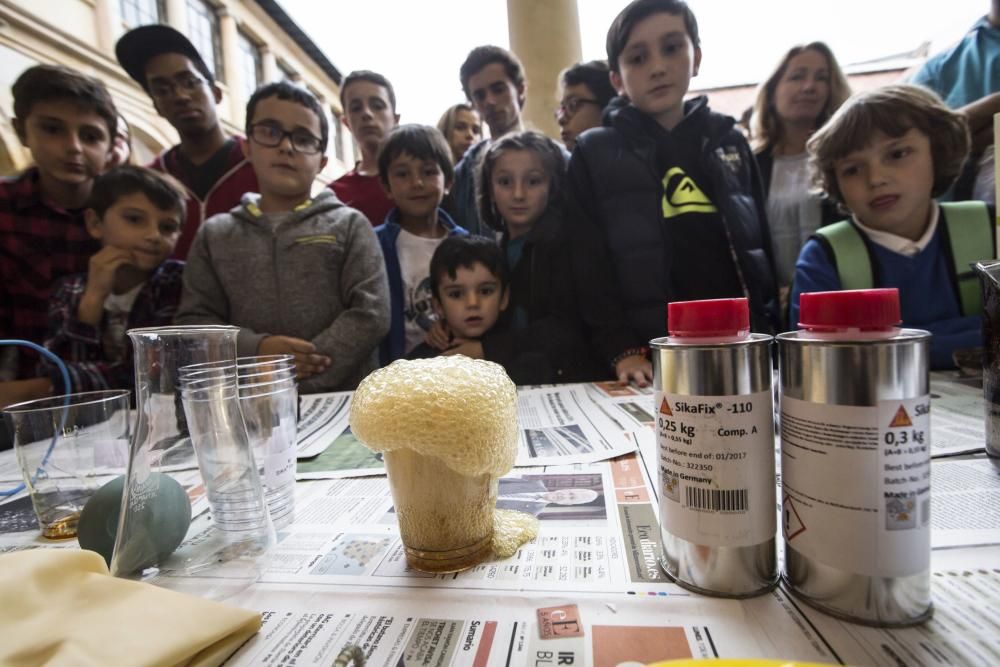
xmin=436 ymin=103 xmax=482 ymax=164
xmin=751 ymin=42 xmax=850 ymax=308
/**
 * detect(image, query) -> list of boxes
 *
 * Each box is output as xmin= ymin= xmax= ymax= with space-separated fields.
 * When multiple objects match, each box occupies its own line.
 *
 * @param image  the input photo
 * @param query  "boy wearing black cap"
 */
xmin=115 ymin=24 xmax=258 ymax=259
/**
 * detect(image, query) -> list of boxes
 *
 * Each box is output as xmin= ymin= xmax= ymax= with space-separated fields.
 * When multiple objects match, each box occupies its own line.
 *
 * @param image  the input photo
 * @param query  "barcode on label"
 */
xmin=685 ymin=487 xmax=748 ymax=512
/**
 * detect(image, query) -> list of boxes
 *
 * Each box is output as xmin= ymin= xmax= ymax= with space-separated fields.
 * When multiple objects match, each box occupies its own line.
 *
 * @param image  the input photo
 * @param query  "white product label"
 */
xmin=656 ymin=389 xmax=776 ymax=548
xmin=780 ymin=394 xmax=931 ymax=578
xmin=263 ymin=435 xmax=296 ymax=490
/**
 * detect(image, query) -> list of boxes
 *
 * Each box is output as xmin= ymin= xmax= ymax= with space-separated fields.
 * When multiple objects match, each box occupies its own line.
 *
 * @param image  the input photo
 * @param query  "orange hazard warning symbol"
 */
xmin=659 ymin=398 xmax=673 ymax=416
xmin=783 ymin=495 xmax=806 ymax=540
xmin=889 ymin=405 xmax=913 ymax=428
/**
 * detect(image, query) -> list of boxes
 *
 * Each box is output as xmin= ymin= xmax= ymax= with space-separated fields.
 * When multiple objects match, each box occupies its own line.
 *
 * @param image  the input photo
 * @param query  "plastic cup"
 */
xmin=179 ymin=378 xmax=271 ymax=541
xmin=238 ymin=356 xmax=295 ymax=385
xmin=180 ymin=359 xmax=295 ymax=388
xmin=237 ymin=355 xmax=294 ymax=370
xmin=180 ymin=357 xmax=297 ymax=529
xmin=3 ymin=390 xmax=130 ymax=539
xmin=179 ymin=355 xmax=294 ymax=375
xmin=239 ymin=380 xmax=297 ymax=529
xmin=383 ymin=448 xmax=497 ymax=573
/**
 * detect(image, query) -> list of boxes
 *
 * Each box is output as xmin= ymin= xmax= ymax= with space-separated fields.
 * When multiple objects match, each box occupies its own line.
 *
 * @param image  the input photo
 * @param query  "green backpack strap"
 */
xmin=813 ymin=220 xmax=873 ymax=290
xmin=941 ymin=201 xmax=992 ymax=316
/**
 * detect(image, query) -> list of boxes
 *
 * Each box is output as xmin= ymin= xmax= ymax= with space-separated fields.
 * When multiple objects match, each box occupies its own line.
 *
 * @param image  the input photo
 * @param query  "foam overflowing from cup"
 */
xmin=351 ymin=357 xmax=537 ymax=572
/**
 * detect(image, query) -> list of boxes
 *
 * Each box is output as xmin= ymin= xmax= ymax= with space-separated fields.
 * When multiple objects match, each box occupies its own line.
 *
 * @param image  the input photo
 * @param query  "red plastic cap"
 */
xmin=668 ymin=298 xmax=750 ymax=337
xmin=798 ymin=289 xmax=901 ymax=331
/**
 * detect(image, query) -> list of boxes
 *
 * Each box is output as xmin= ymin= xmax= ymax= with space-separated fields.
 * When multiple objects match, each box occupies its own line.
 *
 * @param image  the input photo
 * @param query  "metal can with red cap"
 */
xmin=778 ymin=288 xmax=932 ymax=626
xmin=650 ymin=298 xmax=777 ymax=597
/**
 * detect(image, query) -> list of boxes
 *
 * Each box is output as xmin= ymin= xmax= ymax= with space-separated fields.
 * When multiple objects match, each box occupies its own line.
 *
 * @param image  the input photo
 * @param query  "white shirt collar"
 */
xmin=853 ymin=203 xmax=939 ymax=257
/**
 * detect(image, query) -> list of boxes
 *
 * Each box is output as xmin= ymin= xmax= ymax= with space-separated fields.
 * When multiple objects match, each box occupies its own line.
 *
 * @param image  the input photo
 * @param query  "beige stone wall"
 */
xmin=0 ymin=0 xmax=353 ymax=183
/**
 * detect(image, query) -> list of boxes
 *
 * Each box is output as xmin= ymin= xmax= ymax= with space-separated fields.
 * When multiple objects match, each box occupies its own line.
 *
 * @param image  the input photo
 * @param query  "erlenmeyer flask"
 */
xmin=111 ymin=325 xmax=274 ymax=595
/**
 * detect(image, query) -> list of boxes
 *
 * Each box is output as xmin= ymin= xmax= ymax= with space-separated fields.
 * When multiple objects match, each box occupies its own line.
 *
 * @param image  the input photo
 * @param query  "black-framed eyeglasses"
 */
xmin=249 ymin=123 xmax=324 ymax=155
xmin=555 ymin=97 xmax=601 ymax=119
xmin=148 ymin=73 xmax=206 ymax=100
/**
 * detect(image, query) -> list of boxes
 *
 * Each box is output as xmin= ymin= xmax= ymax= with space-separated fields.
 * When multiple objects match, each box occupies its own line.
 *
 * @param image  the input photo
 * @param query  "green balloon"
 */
xmin=77 ymin=473 xmax=192 ymax=571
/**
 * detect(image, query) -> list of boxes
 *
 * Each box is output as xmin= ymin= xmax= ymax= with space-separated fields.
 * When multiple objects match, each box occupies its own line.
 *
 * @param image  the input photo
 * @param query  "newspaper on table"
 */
xmin=221 ymin=545 xmax=1000 ymax=667
xmin=928 ymin=371 xmax=989 ymax=456
xmin=931 ymin=456 xmax=1000 ymax=548
xmin=295 ymin=391 xmax=352 ymax=458
xmin=1 ymin=378 xmax=999 ymax=666
xmin=295 ymin=384 xmax=641 ymax=477
xmin=268 ymin=454 xmax=669 ymax=593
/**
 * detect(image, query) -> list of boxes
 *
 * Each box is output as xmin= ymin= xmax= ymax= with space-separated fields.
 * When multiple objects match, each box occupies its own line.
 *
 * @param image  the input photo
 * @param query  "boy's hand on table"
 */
xmin=423 ymin=319 xmax=452 ymax=351
xmin=440 ymin=339 xmax=484 ymax=359
xmin=258 ymin=336 xmax=331 ymax=379
xmin=615 ymin=354 xmax=652 ymax=388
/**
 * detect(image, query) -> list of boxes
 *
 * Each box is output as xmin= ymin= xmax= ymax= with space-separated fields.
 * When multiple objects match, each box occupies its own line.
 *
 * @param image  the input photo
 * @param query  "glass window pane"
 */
xmin=185 ymin=0 xmax=222 ymax=81
xmin=237 ymin=32 xmax=261 ymax=101
xmin=120 ymin=0 xmax=162 ymax=26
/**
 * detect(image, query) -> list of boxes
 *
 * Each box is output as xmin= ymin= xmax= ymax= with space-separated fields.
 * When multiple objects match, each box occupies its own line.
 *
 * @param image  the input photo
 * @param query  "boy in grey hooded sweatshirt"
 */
xmin=176 ymin=82 xmax=390 ymax=392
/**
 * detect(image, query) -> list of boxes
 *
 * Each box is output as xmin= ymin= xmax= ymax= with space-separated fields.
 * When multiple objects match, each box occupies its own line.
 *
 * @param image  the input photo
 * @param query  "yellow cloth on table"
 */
xmin=0 ymin=549 xmax=261 ymax=667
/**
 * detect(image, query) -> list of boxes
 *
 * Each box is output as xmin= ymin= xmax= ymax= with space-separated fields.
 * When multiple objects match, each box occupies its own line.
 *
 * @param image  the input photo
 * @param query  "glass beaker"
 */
xmin=3 ymin=390 xmax=130 ymax=539
xmin=111 ymin=325 xmax=274 ymax=593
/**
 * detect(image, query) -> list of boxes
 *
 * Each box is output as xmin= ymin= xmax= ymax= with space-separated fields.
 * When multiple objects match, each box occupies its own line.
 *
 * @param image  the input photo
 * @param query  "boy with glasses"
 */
xmin=116 ymin=25 xmax=258 ymax=259
xmin=556 ymin=60 xmax=616 ymax=151
xmin=176 ymin=83 xmax=390 ymax=392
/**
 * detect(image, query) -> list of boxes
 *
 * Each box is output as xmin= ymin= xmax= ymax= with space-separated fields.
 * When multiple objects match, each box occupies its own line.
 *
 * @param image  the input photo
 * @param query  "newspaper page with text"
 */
xmin=224 ymin=545 xmax=1000 ymax=666
xmin=267 ymin=454 xmax=671 ymax=593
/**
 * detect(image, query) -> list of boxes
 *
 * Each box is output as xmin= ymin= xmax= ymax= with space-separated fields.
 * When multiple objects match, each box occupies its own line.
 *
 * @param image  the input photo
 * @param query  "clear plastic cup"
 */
xmin=383 ymin=448 xmax=497 ymax=573
xmin=179 ymin=374 xmax=273 ymax=543
xmin=3 ymin=390 xmax=130 ymax=539
xmin=179 ymin=357 xmax=298 ymax=531
xmin=179 ymin=356 xmax=293 ymax=375
xmin=239 ymin=379 xmax=297 ymax=529
xmin=238 ymin=355 xmax=294 ymax=370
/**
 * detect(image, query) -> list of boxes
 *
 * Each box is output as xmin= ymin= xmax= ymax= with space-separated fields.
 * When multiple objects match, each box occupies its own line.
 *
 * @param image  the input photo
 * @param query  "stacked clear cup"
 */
xmin=238 ymin=355 xmax=298 ymax=529
xmin=175 ymin=363 xmax=272 ymax=545
xmin=178 ymin=355 xmax=297 ymax=530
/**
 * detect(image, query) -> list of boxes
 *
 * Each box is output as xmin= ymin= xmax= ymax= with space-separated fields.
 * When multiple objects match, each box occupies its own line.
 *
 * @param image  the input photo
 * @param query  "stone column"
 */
xmin=217 ymin=9 xmax=244 ymax=123
xmin=261 ymin=46 xmax=278 ymax=83
xmin=93 ymin=0 xmax=119 ymax=53
xmin=507 ymin=0 xmax=582 ymax=141
xmin=164 ymin=0 xmax=188 ymax=35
